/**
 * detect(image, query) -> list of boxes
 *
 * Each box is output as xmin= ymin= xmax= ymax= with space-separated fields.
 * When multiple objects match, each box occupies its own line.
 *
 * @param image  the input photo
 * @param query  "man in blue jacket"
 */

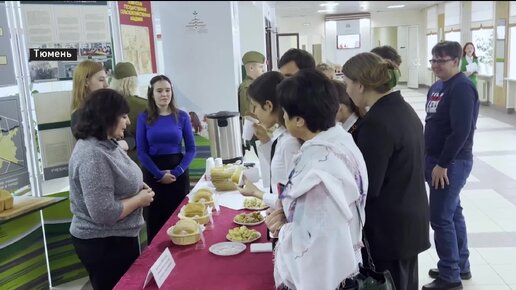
xmin=423 ymin=41 xmax=479 ymax=290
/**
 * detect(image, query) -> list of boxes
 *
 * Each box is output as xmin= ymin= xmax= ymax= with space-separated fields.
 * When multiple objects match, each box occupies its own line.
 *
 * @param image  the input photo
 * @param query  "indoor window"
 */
xmin=472 ymin=28 xmax=494 ymax=75
xmin=510 ymin=26 xmax=516 ymax=79
xmin=445 ymin=31 xmax=461 ymax=44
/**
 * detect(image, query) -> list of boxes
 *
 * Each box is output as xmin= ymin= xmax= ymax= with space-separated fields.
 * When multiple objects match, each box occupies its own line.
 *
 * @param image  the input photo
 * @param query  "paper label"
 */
xmin=143 ymin=248 xmax=175 ymax=288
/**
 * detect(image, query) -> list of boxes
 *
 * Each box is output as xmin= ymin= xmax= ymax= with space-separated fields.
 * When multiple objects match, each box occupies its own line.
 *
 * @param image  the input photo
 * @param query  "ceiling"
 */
xmin=272 ymin=1 xmax=442 ymax=18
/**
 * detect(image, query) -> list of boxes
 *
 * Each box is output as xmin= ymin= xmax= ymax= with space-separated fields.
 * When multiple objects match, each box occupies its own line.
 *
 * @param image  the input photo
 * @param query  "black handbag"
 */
xmin=339 ymin=204 xmax=396 ymax=290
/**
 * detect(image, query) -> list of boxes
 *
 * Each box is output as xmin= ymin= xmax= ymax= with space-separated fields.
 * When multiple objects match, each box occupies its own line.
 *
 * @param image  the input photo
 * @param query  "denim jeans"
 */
xmin=425 ymin=156 xmax=473 ymax=283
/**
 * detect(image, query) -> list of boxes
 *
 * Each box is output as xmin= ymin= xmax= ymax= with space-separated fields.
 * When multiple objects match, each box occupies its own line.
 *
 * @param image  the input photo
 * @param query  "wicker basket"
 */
xmin=191 ymin=199 xmax=215 ymax=209
xmin=179 ymin=211 xmax=210 ymax=225
xmin=191 ymin=189 xmax=215 ymax=209
xmin=167 ymin=220 xmax=201 ymax=246
xmin=0 ymin=189 xmax=13 ymax=212
xmin=167 ymin=227 xmax=201 ymax=246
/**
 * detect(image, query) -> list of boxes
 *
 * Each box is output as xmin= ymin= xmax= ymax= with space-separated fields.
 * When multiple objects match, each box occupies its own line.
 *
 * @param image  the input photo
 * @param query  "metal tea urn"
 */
xmin=206 ymin=111 xmax=243 ymax=164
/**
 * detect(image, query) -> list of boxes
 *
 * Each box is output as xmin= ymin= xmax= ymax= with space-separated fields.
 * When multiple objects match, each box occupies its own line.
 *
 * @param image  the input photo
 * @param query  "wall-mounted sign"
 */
xmin=185 ymin=11 xmax=208 ymax=33
xmin=118 ymin=1 xmax=157 ymax=74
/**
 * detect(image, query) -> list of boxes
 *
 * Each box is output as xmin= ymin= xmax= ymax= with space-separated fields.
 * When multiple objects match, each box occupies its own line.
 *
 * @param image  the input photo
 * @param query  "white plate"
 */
xmin=209 ymin=242 xmax=246 ymax=256
xmin=244 ymin=205 xmax=269 ymax=211
xmin=233 ymin=213 xmax=265 ymax=226
xmin=226 ymin=231 xmax=262 ymax=244
xmin=243 ymin=198 xmax=268 ymax=211
xmin=233 ymin=218 xmax=265 ymax=226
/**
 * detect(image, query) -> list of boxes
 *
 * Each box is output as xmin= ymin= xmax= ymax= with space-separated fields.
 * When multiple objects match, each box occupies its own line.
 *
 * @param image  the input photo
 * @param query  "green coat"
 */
xmin=238 ymin=76 xmax=254 ymax=117
xmin=460 ymin=57 xmax=479 ymax=88
xmin=126 ymin=95 xmax=147 ymax=164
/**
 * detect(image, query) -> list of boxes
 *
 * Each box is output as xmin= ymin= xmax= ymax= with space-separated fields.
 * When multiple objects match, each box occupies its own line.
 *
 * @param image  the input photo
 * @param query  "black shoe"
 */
xmin=422 ymin=277 xmax=463 ymax=290
xmin=428 ymin=268 xmax=472 ymax=280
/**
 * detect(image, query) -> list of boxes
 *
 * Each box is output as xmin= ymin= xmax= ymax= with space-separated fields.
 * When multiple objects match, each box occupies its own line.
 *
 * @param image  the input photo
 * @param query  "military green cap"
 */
xmin=113 ymin=62 xmax=137 ymax=79
xmin=242 ymin=51 xmax=265 ymax=65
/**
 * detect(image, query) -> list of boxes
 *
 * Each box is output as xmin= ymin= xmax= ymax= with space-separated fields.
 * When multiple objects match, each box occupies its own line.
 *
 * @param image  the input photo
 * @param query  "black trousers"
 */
xmin=71 ymin=235 xmax=139 ymax=290
xmin=143 ymin=153 xmax=190 ymax=244
xmin=364 ymin=254 xmax=419 ymax=290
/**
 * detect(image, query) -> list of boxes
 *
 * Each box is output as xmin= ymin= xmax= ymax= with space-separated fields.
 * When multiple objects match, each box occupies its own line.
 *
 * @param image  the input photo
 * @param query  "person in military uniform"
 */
xmin=109 ymin=62 xmax=147 ymax=165
xmin=239 ymin=51 xmax=266 ymax=117
xmin=239 ymin=51 xmax=265 ymax=154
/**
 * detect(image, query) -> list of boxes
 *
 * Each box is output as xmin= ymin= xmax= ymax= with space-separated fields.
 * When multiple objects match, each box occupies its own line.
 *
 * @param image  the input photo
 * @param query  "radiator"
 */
xmin=477 ymin=78 xmax=490 ymax=104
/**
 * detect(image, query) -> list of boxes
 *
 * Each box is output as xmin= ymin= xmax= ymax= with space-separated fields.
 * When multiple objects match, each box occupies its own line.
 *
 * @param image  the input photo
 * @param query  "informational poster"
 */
xmin=0 ymin=2 xmax=17 ymax=87
xmin=21 ymin=2 xmax=113 ymax=82
xmin=0 ymin=95 xmax=30 ymax=192
xmin=33 ymin=91 xmax=75 ymax=180
xmin=118 ymin=1 xmax=157 ymax=74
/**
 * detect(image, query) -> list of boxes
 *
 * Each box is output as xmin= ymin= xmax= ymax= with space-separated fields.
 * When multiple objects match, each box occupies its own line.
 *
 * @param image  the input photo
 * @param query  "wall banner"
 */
xmin=118 ymin=1 xmax=157 ymax=74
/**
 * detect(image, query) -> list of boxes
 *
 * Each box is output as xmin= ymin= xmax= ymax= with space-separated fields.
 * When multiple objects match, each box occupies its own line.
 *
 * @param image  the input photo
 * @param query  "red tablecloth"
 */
xmin=114 ymin=199 xmax=275 ymax=290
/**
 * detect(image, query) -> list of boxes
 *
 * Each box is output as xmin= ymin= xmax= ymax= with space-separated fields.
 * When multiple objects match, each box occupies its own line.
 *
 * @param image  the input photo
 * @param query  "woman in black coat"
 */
xmin=342 ymin=52 xmax=430 ymax=290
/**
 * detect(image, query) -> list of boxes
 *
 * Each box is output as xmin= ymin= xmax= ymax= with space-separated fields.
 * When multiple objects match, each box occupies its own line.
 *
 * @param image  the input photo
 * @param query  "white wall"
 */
xmin=276 ymin=15 xmax=325 ymax=61
xmin=238 ymin=2 xmax=266 ymax=57
xmin=371 ymin=10 xmax=431 ymax=86
xmin=155 ymin=1 xmax=241 ymax=117
xmin=373 ymin=26 xmax=397 ymax=48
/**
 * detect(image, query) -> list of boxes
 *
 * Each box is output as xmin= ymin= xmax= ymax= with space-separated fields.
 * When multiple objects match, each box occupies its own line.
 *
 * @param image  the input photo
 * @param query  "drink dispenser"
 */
xmin=206 ymin=111 xmax=243 ymax=164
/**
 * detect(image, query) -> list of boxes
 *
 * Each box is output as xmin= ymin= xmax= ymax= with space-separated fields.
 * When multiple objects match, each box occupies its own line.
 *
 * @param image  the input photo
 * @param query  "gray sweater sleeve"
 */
xmin=78 ymin=152 xmax=123 ymax=225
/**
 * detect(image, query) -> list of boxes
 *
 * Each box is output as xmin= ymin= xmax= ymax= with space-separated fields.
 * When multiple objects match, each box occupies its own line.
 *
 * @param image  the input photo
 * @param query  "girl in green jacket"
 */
xmin=460 ymin=42 xmax=479 ymax=88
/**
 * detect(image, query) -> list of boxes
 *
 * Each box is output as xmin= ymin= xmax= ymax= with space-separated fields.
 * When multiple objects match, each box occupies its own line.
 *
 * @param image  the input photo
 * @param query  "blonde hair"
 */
xmin=110 ymin=76 xmax=138 ymax=97
xmin=71 ymin=60 xmax=104 ymax=111
xmin=342 ymin=52 xmax=399 ymax=94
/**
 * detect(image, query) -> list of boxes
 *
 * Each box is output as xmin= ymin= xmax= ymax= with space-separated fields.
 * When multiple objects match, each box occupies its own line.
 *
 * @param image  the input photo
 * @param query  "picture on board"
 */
xmin=337 ymin=34 xmax=361 ymax=49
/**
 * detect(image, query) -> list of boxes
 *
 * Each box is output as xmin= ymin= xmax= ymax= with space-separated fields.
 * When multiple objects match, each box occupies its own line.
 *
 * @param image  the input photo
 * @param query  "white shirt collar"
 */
xmin=341 ymin=113 xmax=359 ymax=131
xmin=272 ymin=125 xmax=287 ymax=141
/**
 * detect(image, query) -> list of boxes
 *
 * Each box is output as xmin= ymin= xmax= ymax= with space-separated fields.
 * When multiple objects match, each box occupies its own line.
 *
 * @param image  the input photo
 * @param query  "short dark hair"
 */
xmin=332 ymin=80 xmax=360 ymax=116
xmin=371 ymin=45 xmax=402 ymax=66
xmin=278 ymin=49 xmax=316 ymax=70
xmin=248 ymin=71 xmax=285 ymax=125
xmin=278 ymin=69 xmax=338 ymax=133
xmin=432 ymin=41 xmax=462 ymax=61
xmin=74 ymin=88 xmax=129 ymax=140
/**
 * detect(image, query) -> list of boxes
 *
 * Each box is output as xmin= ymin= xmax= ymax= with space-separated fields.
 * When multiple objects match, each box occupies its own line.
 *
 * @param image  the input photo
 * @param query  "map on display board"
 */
xmin=0 ymin=95 xmax=30 ymax=192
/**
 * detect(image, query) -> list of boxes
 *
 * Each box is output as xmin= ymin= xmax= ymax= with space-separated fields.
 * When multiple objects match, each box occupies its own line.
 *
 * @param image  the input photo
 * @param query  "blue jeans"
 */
xmin=425 ymin=156 xmax=473 ymax=283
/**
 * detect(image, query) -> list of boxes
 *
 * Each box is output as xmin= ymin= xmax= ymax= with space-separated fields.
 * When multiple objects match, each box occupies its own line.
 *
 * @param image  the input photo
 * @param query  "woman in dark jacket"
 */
xmin=342 ymin=52 xmax=430 ymax=290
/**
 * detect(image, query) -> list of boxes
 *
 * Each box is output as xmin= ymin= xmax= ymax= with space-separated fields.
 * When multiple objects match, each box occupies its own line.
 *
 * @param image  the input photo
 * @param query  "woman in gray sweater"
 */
xmin=69 ymin=88 xmax=155 ymax=290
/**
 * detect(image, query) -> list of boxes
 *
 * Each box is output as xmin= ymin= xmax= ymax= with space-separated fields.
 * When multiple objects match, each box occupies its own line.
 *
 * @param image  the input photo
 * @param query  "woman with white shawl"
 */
xmin=266 ymin=69 xmax=369 ymax=290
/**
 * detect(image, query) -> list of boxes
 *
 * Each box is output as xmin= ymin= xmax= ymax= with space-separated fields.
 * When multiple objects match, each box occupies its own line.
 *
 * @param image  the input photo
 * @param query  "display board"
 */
xmin=33 ymin=91 xmax=75 ymax=180
xmin=0 ymin=2 xmax=17 ymax=87
xmin=21 ymin=1 xmax=113 ymax=81
xmin=0 ymin=95 xmax=30 ymax=192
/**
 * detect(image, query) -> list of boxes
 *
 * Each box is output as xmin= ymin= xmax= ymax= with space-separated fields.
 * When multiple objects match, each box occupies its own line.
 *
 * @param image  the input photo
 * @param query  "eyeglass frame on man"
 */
xmin=429 ymin=58 xmax=455 ymax=65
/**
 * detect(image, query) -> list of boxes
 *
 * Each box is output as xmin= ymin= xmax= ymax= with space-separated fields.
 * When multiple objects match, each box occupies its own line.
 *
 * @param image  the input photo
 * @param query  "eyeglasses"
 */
xmin=429 ymin=58 xmax=455 ymax=65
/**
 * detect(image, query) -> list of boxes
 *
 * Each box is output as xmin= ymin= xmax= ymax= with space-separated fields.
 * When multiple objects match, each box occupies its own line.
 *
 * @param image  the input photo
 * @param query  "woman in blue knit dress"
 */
xmin=136 ymin=75 xmax=196 ymax=243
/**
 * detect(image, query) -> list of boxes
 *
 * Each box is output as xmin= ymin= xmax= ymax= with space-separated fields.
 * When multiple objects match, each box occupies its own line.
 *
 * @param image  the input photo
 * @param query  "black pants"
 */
xmin=71 ymin=235 xmax=139 ymax=290
xmin=364 ymin=255 xmax=419 ymax=290
xmin=143 ymin=153 xmax=190 ymax=243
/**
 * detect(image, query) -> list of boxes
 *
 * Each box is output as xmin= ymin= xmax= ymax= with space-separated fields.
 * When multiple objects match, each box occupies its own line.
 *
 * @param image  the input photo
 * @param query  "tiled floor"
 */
xmin=52 ymin=86 xmax=516 ymax=289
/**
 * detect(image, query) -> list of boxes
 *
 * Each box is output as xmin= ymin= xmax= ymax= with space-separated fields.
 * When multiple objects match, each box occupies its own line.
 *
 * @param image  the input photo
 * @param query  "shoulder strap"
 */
xmin=269 ymin=138 xmax=279 ymax=193
xmin=355 ymin=202 xmax=375 ymax=271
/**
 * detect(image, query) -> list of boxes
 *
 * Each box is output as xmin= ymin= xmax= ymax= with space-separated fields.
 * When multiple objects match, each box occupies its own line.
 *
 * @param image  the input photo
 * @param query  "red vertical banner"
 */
xmin=117 ymin=1 xmax=157 ymax=74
